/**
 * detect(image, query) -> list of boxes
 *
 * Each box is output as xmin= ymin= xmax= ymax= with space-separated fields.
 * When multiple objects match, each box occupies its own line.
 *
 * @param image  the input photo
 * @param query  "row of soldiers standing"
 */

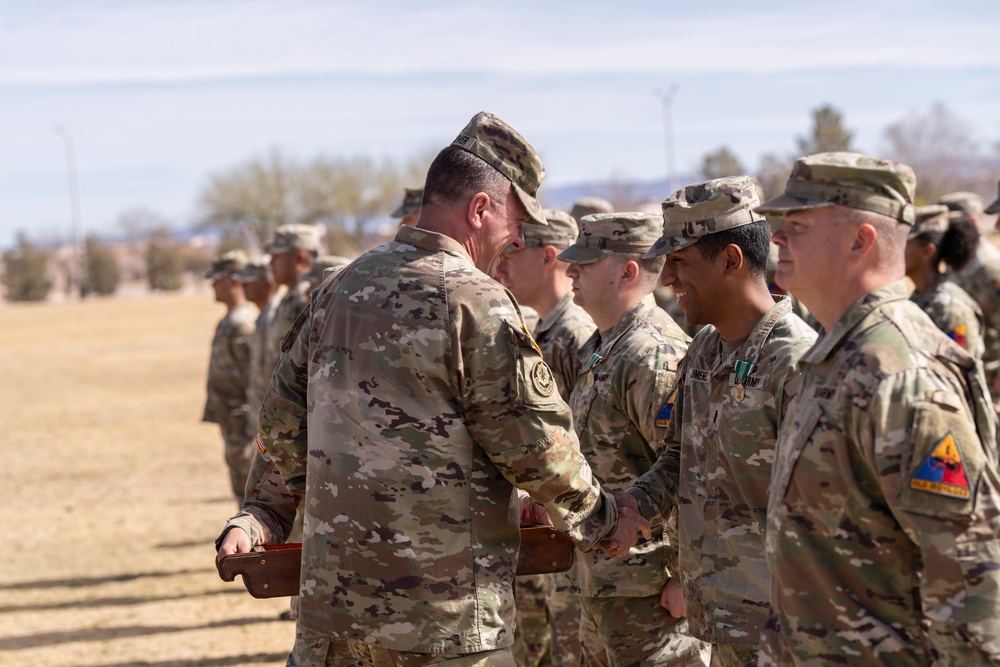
xmin=205 ymin=109 xmax=1000 ymax=667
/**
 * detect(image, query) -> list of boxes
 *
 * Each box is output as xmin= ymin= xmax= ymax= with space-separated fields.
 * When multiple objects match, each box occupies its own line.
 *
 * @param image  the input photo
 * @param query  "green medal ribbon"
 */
xmin=734 ymin=359 xmax=755 ymax=383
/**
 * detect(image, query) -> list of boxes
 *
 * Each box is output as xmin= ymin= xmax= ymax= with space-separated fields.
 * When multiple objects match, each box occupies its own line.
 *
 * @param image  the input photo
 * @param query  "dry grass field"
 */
xmin=0 ymin=293 xmax=295 ymax=666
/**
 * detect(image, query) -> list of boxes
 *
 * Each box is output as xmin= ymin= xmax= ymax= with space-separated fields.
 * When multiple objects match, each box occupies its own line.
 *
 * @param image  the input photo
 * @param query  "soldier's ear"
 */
xmin=541 ymin=246 xmax=559 ymax=268
xmin=722 ymin=244 xmax=744 ymax=275
xmin=466 ymin=192 xmax=492 ymax=230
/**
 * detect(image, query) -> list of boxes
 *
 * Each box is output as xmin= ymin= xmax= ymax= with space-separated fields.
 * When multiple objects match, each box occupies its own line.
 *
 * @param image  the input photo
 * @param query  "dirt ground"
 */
xmin=1 ymin=293 xmax=295 ymax=666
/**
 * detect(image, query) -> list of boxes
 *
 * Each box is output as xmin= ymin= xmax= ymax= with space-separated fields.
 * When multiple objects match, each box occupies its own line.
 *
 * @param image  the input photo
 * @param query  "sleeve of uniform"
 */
xmin=865 ymin=369 xmax=1000 ymax=661
xmin=622 ymin=347 xmax=676 ymax=454
xmin=217 ymin=449 xmax=297 ymax=549
xmin=456 ymin=289 xmax=618 ymax=551
xmin=258 ymin=307 xmax=310 ymax=500
xmin=627 ymin=359 xmax=685 ymax=523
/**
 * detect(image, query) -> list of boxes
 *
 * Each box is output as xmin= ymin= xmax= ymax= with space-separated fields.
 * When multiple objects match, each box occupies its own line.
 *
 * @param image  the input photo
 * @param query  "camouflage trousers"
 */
xmin=579 ymin=594 xmax=711 ymax=667
xmin=223 ymin=431 xmax=254 ymax=506
xmin=287 ymin=624 xmax=356 ymax=667
xmin=349 ymin=642 xmax=515 ymax=667
xmin=514 ymin=574 xmax=550 ymax=667
xmin=707 ymin=644 xmax=756 ymax=667
xmin=547 ymin=575 xmax=581 ymax=667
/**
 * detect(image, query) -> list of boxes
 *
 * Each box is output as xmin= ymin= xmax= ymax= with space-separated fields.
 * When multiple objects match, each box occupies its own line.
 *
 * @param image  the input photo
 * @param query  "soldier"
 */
xmin=218 ymin=111 xmax=648 ymax=666
xmin=302 ymin=255 xmax=352 ymax=295
xmin=264 ymin=223 xmax=320 ymax=376
xmin=495 ymin=208 xmax=597 ymax=667
xmin=558 ymin=212 xmax=710 ymax=667
xmin=609 ymin=177 xmax=817 ymax=667
xmin=939 ymin=192 xmax=1000 ymax=404
xmin=203 ymin=249 xmax=256 ymax=507
xmin=754 ymin=152 xmax=1000 ymax=665
xmin=905 ymin=204 xmax=985 ymax=359
xmin=391 ymin=187 xmax=423 ymax=228
xmin=232 ymin=256 xmax=277 ymax=440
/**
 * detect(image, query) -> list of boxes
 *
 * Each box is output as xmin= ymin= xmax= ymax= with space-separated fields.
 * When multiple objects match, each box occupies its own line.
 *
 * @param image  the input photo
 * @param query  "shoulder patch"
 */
xmin=530 ymin=361 xmax=555 ymax=397
xmin=910 ymin=431 xmax=971 ymax=499
xmin=947 ymin=323 xmax=967 ymax=349
xmin=656 ymin=393 xmax=676 ymax=428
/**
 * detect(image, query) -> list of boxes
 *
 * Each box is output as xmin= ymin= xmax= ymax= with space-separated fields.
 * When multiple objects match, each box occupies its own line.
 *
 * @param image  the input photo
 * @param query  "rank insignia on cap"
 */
xmin=948 ymin=323 xmax=967 ymax=349
xmin=656 ymin=393 xmax=676 ymax=428
xmin=910 ymin=431 xmax=971 ymax=499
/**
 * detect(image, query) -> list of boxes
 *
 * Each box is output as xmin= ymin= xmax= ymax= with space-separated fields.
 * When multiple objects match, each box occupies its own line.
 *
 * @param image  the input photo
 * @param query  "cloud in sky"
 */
xmin=2 ymin=1 xmax=999 ymax=248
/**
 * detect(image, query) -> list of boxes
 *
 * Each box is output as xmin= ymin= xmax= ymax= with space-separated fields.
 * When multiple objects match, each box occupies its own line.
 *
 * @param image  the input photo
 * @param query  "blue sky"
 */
xmin=2 ymin=0 xmax=999 ymax=249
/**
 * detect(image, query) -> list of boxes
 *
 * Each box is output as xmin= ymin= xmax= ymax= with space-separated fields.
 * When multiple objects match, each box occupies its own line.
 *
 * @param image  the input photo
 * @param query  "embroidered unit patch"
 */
xmin=656 ymin=393 xmax=675 ymax=428
xmin=910 ymin=431 xmax=971 ymax=499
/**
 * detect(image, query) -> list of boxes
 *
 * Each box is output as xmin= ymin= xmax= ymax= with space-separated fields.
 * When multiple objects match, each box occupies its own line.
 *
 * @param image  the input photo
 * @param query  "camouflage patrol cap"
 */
xmin=987 ymin=180 xmax=1000 ymax=215
xmin=205 ymin=249 xmax=248 ymax=280
xmin=233 ymin=255 xmax=272 ymax=283
xmin=756 ymin=152 xmax=916 ymax=225
xmin=304 ymin=255 xmax=351 ymax=284
xmin=645 ymin=175 xmax=765 ymax=257
xmin=390 ymin=188 xmax=423 ymax=219
xmin=909 ymin=205 xmax=950 ymax=239
xmin=503 ymin=209 xmax=579 ymax=254
xmin=939 ymin=191 xmax=984 ymax=220
xmin=451 ymin=111 xmax=547 ymax=226
xmin=557 ymin=212 xmax=662 ymax=264
xmin=570 ymin=197 xmax=614 ymax=221
xmin=263 ymin=223 xmax=321 ymax=254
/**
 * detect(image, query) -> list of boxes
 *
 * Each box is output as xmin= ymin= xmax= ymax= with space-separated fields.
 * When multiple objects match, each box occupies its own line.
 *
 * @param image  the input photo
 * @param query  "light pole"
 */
xmin=54 ymin=124 xmax=85 ymax=297
xmin=653 ymin=85 xmax=680 ymax=194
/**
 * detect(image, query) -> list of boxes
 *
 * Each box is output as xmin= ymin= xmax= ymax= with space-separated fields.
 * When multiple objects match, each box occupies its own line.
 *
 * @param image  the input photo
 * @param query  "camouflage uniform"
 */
xmin=757 ymin=153 xmax=1000 ymax=665
xmin=202 ymin=251 xmax=256 ymax=504
xmin=557 ymin=213 xmax=709 ymax=667
xmin=626 ymin=178 xmax=818 ymax=667
xmin=939 ymin=193 xmax=1000 ymax=400
xmin=911 ymin=276 xmax=985 ymax=360
xmin=259 ymin=113 xmax=621 ymax=662
xmin=907 ymin=205 xmax=985 ymax=360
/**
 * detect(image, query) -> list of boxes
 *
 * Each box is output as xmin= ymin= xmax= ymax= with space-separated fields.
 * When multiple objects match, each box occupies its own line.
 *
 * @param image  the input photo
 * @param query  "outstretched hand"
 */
xmin=598 ymin=491 xmax=651 ymax=558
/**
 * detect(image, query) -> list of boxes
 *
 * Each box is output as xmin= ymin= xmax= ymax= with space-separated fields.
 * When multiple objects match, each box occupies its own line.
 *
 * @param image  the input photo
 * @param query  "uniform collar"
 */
xmin=535 ymin=292 xmax=574 ymax=338
xmin=716 ymin=296 xmax=792 ymax=370
xmin=802 ymin=279 xmax=910 ymax=365
xmin=588 ymin=294 xmax=659 ymax=368
xmin=396 ymin=224 xmax=469 ymax=258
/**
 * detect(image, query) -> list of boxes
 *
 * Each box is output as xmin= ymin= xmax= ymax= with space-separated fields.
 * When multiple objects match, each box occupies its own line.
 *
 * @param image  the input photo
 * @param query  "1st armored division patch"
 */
xmin=910 ymin=431 xmax=971 ymax=499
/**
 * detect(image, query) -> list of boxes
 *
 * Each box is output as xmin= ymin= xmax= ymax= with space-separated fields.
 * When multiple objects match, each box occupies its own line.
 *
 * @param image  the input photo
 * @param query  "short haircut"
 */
xmin=694 ymin=220 xmax=770 ymax=276
xmin=612 ymin=252 xmax=665 ymax=291
xmin=915 ymin=217 xmax=979 ymax=271
xmin=422 ymin=146 xmax=509 ymax=211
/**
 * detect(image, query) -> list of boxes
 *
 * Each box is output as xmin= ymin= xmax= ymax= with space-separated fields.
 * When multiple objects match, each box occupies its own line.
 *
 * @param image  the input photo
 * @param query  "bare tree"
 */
xmin=700 ymin=146 xmax=748 ymax=180
xmin=755 ymin=152 xmax=792 ymax=203
xmin=881 ymin=102 xmax=984 ymax=203
xmin=796 ymin=104 xmax=854 ymax=156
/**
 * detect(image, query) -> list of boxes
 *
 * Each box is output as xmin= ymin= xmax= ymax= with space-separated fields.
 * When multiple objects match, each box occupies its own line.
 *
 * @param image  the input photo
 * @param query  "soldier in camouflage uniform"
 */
xmin=391 ymin=187 xmax=423 ymax=228
xmin=496 ymin=209 xmax=597 ymax=667
xmin=264 ymin=224 xmax=320 ymax=377
xmin=939 ymin=192 xmax=1000 ymax=404
xmin=233 ymin=256 xmax=277 ymax=440
xmin=755 ymin=152 xmax=1000 ymax=665
xmin=608 ymin=177 xmax=816 ymax=667
xmin=557 ymin=213 xmax=710 ymax=667
xmin=218 ymin=111 xmax=649 ymax=667
xmin=905 ymin=204 xmax=985 ymax=359
xmin=203 ymin=250 xmax=256 ymax=507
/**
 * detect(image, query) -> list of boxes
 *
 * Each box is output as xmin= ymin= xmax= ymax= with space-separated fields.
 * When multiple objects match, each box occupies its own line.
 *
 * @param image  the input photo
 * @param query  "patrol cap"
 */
xmin=450 ymin=111 xmax=547 ymax=226
xmin=570 ymin=196 xmax=614 ymax=221
xmin=263 ymin=223 xmax=321 ymax=254
xmin=987 ymin=180 xmax=1000 ymax=215
xmin=503 ymin=209 xmax=579 ymax=254
xmin=391 ymin=188 xmax=423 ymax=219
xmin=204 ymin=249 xmax=248 ymax=280
xmin=939 ymin=191 xmax=984 ymax=220
xmin=908 ymin=205 xmax=950 ymax=239
xmin=304 ymin=255 xmax=351 ymax=284
xmin=645 ymin=175 xmax=765 ymax=257
xmin=756 ymin=152 xmax=916 ymax=225
xmin=557 ymin=212 xmax=663 ymax=264
xmin=233 ymin=255 xmax=272 ymax=283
